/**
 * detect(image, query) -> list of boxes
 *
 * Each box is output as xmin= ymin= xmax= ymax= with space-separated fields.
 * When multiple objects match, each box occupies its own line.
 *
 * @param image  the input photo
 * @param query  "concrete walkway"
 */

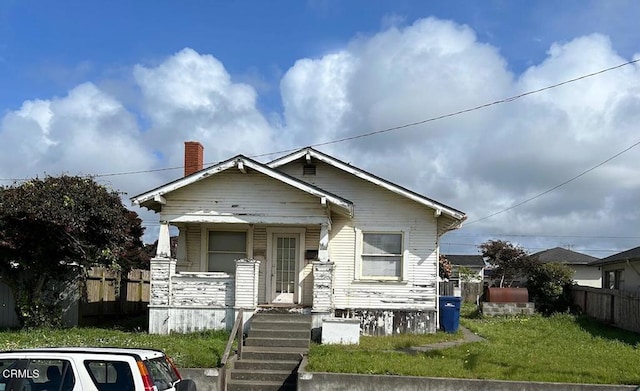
xmin=406 ymin=326 xmax=485 ymax=353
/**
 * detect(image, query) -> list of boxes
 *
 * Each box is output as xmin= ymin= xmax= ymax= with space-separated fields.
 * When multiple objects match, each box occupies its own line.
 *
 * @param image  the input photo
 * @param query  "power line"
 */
xmin=463 ymin=138 xmax=640 ymax=226
xmin=441 ymin=242 xmax=620 ymax=253
xmin=1 ymin=58 xmax=638 ymax=183
xmin=447 ymin=233 xmax=640 ymax=239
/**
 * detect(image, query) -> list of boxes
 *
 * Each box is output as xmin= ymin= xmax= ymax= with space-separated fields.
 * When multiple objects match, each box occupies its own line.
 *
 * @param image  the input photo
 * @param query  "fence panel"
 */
xmin=80 ymin=267 xmax=150 ymax=323
xmin=571 ymin=286 xmax=640 ymax=334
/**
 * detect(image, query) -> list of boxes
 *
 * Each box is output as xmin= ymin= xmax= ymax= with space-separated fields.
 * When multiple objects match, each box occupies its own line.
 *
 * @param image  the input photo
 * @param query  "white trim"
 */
xmin=268 ymin=148 xmax=465 ymax=222
xmin=201 ymin=225 xmax=252 ymax=272
xmin=355 ymin=228 xmax=408 ymax=281
xmin=167 ymin=214 xmax=330 ymax=225
xmin=266 ymin=227 xmax=306 ymax=304
xmin=131 ymin=155 xmax=353 ymax=217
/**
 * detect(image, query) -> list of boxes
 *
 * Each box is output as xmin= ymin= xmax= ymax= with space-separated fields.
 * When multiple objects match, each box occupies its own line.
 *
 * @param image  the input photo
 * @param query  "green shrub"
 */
xmin=526 ymin=262 xmax=574 ymax=315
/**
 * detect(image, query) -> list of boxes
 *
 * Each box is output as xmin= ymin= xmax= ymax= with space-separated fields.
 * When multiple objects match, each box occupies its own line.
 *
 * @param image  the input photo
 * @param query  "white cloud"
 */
xmin=133 ymin=48 xmax=274 ymax=166
xmin=1 ymin=19 xmax=638 ymax=254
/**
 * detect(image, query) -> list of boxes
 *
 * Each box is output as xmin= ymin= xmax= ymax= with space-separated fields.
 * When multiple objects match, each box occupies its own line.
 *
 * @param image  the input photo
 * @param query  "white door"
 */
xmin=271 ymin=234 xmax=299 ymax=303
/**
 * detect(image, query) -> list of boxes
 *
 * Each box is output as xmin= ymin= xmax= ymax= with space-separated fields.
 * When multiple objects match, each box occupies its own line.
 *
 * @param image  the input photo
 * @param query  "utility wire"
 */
xmin=463 ymin=139 xmax=640 ymax=226
xmin=1 ymin=58 xmax=638 ymax=183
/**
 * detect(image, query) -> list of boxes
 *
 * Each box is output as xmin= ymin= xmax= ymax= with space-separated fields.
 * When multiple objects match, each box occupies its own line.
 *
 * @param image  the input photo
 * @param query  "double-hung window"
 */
xmin=361 ymin=232 xmax=403 ymax=279
xmin=207 ymin=231 xmax=247 ymax=273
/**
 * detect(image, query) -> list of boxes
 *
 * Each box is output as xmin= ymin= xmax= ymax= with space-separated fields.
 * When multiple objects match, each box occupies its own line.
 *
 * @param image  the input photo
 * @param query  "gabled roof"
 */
xmin=444 ymin=254 xmax=485 ymax=267
xmin=589 ymin=246 xmax=640 ymax=267
xmin=530 ymin=247 xmax=598 ymax=265
xmin=268 ymin=147 xmax=466 ymax=223
xmin=130 ymin=154 xmax=354 ymax=215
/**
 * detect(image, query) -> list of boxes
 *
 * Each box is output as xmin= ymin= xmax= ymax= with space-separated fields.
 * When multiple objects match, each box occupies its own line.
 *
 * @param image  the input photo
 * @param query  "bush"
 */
xmin=526 ymin=262 xmax=574 ymax=315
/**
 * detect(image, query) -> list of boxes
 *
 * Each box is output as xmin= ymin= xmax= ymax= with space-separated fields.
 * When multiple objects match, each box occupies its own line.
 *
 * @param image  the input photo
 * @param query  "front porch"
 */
xmin=148 ymin=255 xmax=335 ymax=334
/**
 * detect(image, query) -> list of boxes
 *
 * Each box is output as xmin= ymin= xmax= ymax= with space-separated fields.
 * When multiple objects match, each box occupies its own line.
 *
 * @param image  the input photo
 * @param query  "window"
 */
xmin=208 ymin=231 xmax=247 ymax=273
xmin=0 ymin=359 xmax=75 ymax=391
xmin=361 ymin=233 xmax=403 ymax=279
xmin=85 ymin=360 xmax=134 ymax=391
xmin=604 ymin=269 xmax=624 ymax=290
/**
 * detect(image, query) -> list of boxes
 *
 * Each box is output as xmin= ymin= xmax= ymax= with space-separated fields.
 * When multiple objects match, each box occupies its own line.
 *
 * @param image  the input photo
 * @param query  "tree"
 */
xmin=526 ymin=262 xmax=574 ymax=315
xmin=439 ymin=254 xmax=452 ymax=280
xmin=0 ymin=175 xmax=146 ymax=327
xmin=479 ymin=240 xmax=530 ymax=287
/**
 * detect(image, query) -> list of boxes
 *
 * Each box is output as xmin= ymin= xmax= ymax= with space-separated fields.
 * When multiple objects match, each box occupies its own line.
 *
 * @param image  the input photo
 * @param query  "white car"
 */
xmin=0 ymin=347 xmax=196 ymax=391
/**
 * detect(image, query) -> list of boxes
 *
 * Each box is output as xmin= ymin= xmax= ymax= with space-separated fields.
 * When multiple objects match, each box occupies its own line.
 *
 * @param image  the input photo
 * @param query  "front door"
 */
xmin=271 ymin=234 xmax=299 ymax=303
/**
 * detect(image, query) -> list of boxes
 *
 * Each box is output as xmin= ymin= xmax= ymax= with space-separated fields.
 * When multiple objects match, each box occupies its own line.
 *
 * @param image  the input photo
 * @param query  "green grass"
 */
xmin=0 ymin=328 xmax=230 ymax=368
xmin=307 ymin=307 xmax=640 ymax=385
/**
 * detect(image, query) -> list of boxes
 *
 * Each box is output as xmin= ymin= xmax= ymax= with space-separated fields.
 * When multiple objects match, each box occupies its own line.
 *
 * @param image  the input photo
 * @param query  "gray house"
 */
xmin=588 ymin=246 xmax=640 ymax=294
xmin=444 ymin=254 xmax=485 ymax=283
xmin=529 ymin=247 xmax=600 ymax=288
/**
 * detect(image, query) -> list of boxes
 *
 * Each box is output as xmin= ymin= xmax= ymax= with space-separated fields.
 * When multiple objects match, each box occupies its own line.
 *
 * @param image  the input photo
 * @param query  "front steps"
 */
xmin=227 ymin=311 xmax=311 ymax=391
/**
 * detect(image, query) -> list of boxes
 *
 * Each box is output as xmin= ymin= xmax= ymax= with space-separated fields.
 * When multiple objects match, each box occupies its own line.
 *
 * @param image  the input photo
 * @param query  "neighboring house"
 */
xmin=588 ymin=246 xmax=640 ymax=294
xmin=444 ymin=254 xmax=485 ymax=284
xmin=132 ymin=142 xmax=466 ymax=335
xmin=529 ymin=247 xmax=601 ymax=288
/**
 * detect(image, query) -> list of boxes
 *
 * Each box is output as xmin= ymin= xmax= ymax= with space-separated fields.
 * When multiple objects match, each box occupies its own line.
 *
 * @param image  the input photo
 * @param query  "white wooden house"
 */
xmin=131 ymin=142 xmax=466 ymax=335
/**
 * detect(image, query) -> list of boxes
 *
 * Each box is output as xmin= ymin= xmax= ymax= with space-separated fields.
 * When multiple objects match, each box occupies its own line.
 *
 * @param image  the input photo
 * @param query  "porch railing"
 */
xmin=219 ymin=309 xmax=244 ymax=391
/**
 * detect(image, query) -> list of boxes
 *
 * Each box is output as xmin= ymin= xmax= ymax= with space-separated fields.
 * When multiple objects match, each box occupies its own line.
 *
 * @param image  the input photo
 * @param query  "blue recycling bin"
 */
xmin=439 ymin=296 xmax=461 ymax=333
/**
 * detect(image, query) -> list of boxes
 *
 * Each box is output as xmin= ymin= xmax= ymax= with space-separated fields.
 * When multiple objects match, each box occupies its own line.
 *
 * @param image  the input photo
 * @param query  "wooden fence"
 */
xmin=80 ymin=267 xmax=150 ymax=323
xmin=570 ymin=285 xmax=640 ymax=334
xmin=439 ymin=281 xmax=483 ymax=303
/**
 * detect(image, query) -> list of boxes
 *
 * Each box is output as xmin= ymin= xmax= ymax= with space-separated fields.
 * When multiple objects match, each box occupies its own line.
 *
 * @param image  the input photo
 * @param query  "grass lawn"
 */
xmin=0 ymin=328 xmax=229 ymax=368
xmin=307 ymin=305 xmax=640 ymax=385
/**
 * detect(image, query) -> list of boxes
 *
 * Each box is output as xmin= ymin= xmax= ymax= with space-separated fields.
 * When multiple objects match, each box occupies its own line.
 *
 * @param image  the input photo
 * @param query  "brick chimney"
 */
xmin=184 ymin=141 xmax=204 ymax=177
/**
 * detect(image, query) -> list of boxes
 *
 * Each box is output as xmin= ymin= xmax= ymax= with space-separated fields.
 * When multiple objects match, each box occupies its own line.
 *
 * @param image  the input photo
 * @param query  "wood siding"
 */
xmin=172 ymin=273 xmax=234 ymax=307
xmin=161 ymin=169 xmax=327 ymax=221
xmin=279 ymin=160 xmax=439 ymax=311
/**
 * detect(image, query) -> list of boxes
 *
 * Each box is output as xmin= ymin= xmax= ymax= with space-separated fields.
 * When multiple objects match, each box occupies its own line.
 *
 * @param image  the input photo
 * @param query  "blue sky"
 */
xmin=1 ymin=0 xmax=639 ymax=255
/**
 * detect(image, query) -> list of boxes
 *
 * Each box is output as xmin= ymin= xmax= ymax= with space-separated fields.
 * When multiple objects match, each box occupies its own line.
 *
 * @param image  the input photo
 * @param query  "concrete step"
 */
xmin=230 ymin=369 xmax=296 ymax=382
xmin=249 ymin=320 xmax=312 ymax=331
xmin=245 ymin=336 xmax=309 ymax=348
xmin=233 ymin=359 xmax=300 ymax=371
xmin=242 ymin=346 xmax=306 ymax=361
xmin=251 ymin=313 xmax=312 ymax=324
xmin=227 ymin=379 xmax=296 ymax=391
xmin=248 ymin=328 xmax=310 ymax=339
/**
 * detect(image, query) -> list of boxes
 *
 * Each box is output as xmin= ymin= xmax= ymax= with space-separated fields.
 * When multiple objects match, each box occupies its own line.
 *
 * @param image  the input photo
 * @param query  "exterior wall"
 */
xmin=278 ymin=160 xmax=439 ymax=315
xmin=601 ymin=261 xmax=640 ymax=294
xmin=149 ymin=307 xmax=233 ymax=334
xmin=173 ymin=222 xmax=318 ymax=306
xmin=161 ymin=169 xmax=327 ymax=221
xmin=571 ymin=265 xmax=601 ymax=288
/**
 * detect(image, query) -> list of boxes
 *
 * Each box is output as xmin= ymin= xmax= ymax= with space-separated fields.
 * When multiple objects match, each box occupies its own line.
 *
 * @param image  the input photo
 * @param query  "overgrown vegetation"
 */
xmin=307 ymin=308 xmax=640 ymax=385
xmin=0 ymin=175 xmax=147 ymax=327
xmin=480 ymin=239 xmax=575 ymax=314
xmin=0 ymin=328 xmax=229 ymax=368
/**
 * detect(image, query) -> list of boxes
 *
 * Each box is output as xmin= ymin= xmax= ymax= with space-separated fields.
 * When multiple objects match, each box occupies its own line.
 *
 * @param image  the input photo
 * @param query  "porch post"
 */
xmin=318 ymin=222 xmax=330 ymax=262
xmin=312 ymin=261 xmax=334 ymax=312
xmin=149 ymin=256 xmax=176 ymax=334
xmin=234 ymin=259 xmax=260 ymax=309
xmin=156 ymin=220 xmax=171 ymax=258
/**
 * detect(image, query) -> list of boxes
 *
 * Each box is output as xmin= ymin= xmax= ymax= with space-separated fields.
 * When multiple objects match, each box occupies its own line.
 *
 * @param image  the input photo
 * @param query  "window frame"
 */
xmin=356 ymin=229 xmax=407 ymax=281
xmin=604 ymin=269 xmax=624 ymax=290
xmin=204 ymin=229 xmax=249 ymax=274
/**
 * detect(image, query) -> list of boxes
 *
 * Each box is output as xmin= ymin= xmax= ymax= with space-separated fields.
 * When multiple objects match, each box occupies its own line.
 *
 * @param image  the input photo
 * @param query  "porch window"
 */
xmin=208 ymin=231 xmax=247 ymax=273
xmin=361 ymin=233 xmax=402 ymax=279
xmin=604 ymin=269 xmax=624 ymax=290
